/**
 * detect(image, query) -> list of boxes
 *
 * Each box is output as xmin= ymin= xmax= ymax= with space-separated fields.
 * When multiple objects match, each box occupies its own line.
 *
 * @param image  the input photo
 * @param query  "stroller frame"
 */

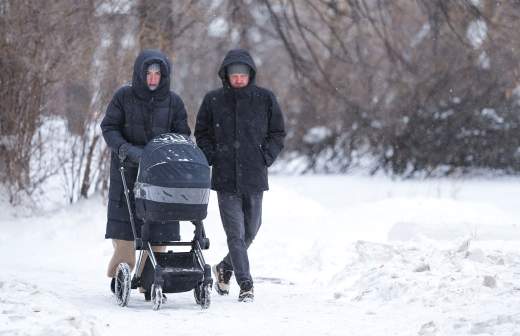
xmin=114 ymin=165 xmax=213 ymax=310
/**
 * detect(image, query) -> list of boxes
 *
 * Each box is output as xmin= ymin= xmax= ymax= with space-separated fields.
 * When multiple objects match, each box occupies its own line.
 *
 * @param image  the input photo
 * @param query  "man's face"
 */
xmin=146 ymin=68 xmax=161 ymax=91
xmin=229 ymin=74 xmax=249 ymax=88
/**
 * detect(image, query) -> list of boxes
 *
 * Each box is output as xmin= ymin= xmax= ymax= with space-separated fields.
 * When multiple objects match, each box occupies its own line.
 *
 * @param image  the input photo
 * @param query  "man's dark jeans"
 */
xmin=217 ymin=191 xmax=263 ymax=286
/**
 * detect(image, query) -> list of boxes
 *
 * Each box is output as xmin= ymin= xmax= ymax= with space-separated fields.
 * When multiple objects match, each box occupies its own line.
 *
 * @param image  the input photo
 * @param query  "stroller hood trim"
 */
xmin=135 ymin=182 xmax=210 ymax=205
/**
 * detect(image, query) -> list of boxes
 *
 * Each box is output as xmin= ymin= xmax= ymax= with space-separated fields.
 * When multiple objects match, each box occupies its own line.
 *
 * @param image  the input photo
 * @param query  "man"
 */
xmin=195 ymin=49 xmax=286 ymax=302
xmin=100 ymin=49 xmax=190 ymax=294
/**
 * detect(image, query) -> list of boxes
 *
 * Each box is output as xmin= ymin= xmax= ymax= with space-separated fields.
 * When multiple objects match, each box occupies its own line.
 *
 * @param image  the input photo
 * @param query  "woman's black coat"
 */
xmin=194 ymin=49 xmax=286 ymax=194
xmin=100 ymin=49 xmax=191 ymax=240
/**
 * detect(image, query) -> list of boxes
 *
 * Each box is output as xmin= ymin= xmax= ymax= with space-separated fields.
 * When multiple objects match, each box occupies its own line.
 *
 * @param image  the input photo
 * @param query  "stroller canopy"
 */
xmin=134 ymin=133 xmax=210 ymax=222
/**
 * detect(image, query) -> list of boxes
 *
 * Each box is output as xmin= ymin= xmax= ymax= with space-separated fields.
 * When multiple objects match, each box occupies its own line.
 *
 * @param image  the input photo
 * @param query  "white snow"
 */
xmin=411 ymin=23 xmax=431 ymax=48
xmin=2 ymin=175 xmax=520 ymax=335
xmin=96 ymin=0 xmax=132 ymax=15
xmin=481 ymin=108 xmax=504 ymax=124
xmin=207 ymin=17 xmax=228 ymax=38
xmin=303 ymin=126 xmax=332 ymax=144
xmin=470 ymin=0 xmax=482 ymax=9
xmin=478 ymin=51 xmax=490 ymax=69
xmin=467 ymin=20 xmax=488 ymax=49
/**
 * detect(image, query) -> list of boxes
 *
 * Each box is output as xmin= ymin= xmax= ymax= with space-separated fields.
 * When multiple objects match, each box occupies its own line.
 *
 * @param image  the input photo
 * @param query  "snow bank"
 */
xmin=328 ymin=239 xmax=520 ymax=335
xmin=0 ymin=280 xmax=102 ymax=336
xmin=2 ymin=175 xmax=520 ymax=335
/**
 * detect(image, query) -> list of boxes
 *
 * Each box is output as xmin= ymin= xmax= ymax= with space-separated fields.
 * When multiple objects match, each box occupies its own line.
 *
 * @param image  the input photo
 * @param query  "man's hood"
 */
xmin=218 ymin=49 xmax=257 ymax=88
xmin=132 ymin=49 xmax=171 ymax=100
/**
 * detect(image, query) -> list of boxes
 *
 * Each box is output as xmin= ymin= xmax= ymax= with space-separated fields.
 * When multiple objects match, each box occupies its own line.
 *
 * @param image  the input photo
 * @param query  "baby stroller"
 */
xmin=114 ymin=133 xmax=212 ymax=310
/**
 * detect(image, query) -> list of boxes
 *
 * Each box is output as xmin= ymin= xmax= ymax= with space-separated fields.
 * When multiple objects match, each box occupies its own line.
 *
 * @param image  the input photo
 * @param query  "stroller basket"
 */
xmin=141 ymin=251 xmax=206 ymax=293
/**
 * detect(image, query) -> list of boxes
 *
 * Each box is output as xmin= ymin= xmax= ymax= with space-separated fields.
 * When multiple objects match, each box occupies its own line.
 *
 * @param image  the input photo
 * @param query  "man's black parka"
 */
xmin=101 ymin=49 xmax=190 ymax=240
xmin=195 ymin=49 xmax=286 ymax=194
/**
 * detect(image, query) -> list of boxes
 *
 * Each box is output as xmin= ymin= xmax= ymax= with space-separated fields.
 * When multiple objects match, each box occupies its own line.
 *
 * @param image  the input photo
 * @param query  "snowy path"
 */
xmin=2 ymin=269 xmax=348 ymax=336
xmin=2 ymin=175 xmax=520 ymax=335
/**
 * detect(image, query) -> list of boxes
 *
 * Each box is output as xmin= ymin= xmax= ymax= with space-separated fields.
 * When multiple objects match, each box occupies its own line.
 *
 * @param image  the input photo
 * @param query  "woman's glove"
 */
xmin=118 ymin=143 xmax=144 ymax=164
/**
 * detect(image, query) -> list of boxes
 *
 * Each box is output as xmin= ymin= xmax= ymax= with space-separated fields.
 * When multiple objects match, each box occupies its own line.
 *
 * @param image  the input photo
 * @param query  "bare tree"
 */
xmin=0 ymin=0 xmax=99 ymax=203
xmin=260 ymin=0 xmax=520 ymax=175
xmin=3 ymin=0 xmax=520 ymax=207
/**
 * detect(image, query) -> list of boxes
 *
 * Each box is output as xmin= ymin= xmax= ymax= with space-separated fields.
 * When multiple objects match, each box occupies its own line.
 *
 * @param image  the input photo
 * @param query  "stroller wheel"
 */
xmin=194 ymin=283 xmax=211 ymax=309
xmin=115 ymin=263 xmax=131 ymax=307
xmin=194 ymin=285 xmax=201 ymax=305
xmin=151 ymin=284 xmax=163 ymax=310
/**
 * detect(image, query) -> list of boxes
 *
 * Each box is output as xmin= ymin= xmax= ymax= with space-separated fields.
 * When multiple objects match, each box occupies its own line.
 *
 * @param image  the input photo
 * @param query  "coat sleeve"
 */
xmin=170 ymin=93 xmax=191 ymax=136
xmin=194 ymin=94 xmax=215 ymax=165
xmin=100 ymin=88 xmax=131 ymax=158
xmin=261 ymin=92 xmax=286 ymax=167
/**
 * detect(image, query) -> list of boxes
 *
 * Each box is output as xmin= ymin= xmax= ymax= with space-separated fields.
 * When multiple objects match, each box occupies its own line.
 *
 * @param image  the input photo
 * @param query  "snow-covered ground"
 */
xmin=1 ymin=175 xmax=520 ymax=336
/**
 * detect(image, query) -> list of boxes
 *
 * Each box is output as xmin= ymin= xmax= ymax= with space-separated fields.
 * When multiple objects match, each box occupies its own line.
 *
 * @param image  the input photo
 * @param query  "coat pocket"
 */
xmin=258 ymin=145 xmax=272 ymax=167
